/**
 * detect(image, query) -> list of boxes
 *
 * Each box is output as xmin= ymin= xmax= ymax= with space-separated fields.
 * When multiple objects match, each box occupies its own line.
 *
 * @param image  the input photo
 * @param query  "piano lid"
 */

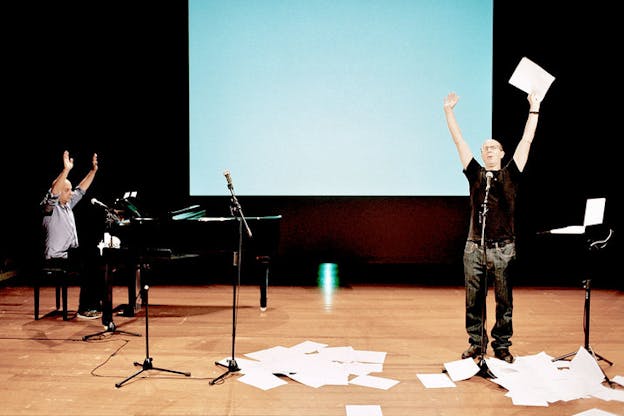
xmin=197 ymin=215 xmax=283 ymax=222
xmin=169 ymin=205 xmax=206 ymax=220
xmin=112 ymin=212 xmax=282 ymax=256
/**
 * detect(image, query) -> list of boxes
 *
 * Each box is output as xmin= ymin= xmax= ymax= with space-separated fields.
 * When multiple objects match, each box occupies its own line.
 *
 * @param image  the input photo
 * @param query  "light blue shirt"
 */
xmin=40 ymin=187 xmax=85 ymax=259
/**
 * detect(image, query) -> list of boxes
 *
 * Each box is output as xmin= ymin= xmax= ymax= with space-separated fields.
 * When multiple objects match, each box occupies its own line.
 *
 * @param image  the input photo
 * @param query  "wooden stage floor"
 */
xmin=0 ymin=282 xmax=622 ymax=416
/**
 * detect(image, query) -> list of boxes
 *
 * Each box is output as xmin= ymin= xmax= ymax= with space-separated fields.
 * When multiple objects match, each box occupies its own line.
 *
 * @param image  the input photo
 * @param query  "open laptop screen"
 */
xmin=548 ymin=197 xmax=606 ymax=235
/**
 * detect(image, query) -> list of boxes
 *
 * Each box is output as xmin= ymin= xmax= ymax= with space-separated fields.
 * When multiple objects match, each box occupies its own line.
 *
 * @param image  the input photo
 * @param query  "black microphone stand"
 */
xmin=475 ymin=175 xmax=495 ymax=379
xmin=115 ymin=285 xmax=191 ymax=388
xmin=210 ymin=177 xmax=252 ymax=385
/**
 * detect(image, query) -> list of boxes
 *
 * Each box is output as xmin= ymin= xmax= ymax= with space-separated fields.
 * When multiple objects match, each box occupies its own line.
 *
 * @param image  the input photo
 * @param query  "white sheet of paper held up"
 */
xmin=508 ymin=57 xmax=555 ymax=101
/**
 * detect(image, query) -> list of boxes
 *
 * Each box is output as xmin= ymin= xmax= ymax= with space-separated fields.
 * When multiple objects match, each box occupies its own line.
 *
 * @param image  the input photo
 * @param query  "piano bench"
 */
xmin=34 ymin=267 xmax=76 ymax=321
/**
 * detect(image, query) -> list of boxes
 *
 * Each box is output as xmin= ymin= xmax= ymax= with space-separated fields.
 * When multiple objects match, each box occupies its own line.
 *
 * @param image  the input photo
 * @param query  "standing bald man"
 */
xmin=443 ymin=91 xmax=542 ymax=363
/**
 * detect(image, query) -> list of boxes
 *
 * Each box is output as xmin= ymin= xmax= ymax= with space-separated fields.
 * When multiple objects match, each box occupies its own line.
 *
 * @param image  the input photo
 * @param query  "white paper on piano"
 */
xmin=508 ymin=57 xmax=555 ymax=101
xmin=97 ymin=232 xmax=121 ymax=255
xmin=548 ymin=198 xmax=606 ymax=234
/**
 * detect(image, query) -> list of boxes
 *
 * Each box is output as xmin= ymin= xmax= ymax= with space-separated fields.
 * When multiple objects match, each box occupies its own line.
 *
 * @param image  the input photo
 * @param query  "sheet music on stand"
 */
xmin=542 ymin=198 xmax=606 ymax=235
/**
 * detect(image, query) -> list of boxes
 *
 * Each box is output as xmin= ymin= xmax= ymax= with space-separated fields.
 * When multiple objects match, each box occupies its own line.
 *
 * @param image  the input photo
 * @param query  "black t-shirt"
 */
xmin=463 ymin=158 xmax=521 ymax=242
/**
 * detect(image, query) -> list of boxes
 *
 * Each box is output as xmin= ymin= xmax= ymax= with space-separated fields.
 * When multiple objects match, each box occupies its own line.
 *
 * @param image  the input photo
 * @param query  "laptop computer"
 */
xmin=548 ymin=197 xmax=606 ymax=234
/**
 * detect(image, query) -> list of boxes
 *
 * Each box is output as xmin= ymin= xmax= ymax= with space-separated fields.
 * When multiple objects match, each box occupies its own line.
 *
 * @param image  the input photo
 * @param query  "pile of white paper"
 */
xmin=217 ymin=340 xmax=398 ymax=391
xmin=423 ymin=346 xmax=624 ymax=408
xmin=486 ymin=347 xmax=624 ymax=407
xmin=221 ymin=342 xmax=623 ymax=415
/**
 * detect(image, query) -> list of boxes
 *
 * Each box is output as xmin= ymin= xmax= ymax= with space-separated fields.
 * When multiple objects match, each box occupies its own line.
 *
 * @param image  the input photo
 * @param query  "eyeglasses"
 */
xmin=482 ymin=145 xmax=501 ymax=152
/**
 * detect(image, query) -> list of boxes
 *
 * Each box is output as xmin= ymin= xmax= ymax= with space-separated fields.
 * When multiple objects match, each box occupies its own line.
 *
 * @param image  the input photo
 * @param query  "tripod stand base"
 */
xmin=82 ymin=320 xmax=141 ymax=341
xmin=553 ymin=277 xmax=615 ymax=367
xmin=553 ymin=346 xmax=614 ymax=366
xmin=210 ymin=359 xmax=240 ymax=385
xmin=475 ymin=356 xmax=495 ymax=379
xmin=115 ymin=357 xmax=191 ymax=388
xmin=552 ymin=346 xmax=614 ymax=387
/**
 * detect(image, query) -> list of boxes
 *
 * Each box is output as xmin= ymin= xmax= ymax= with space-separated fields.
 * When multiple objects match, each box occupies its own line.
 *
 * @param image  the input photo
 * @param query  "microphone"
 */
xmin=485 ymin=171 xmax=493 ymax=191
xmin=91 ymin=198 xmax=110 ymax=209
xmin=224 ymin=169 xmax=233 ymax=190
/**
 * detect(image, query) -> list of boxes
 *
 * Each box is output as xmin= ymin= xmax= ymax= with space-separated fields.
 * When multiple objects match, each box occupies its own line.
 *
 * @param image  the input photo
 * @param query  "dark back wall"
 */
xmin=3 ymin=2 xmax=620 ymax=288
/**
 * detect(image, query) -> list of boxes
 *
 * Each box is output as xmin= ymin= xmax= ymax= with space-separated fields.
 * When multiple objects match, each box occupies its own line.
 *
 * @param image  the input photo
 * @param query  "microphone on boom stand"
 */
xmin=91 ymin=198 xmax=111 ymax=210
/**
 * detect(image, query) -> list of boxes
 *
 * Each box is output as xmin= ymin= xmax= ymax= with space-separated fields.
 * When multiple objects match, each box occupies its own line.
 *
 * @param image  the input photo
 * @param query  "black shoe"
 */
xmin=77 ymin=309 xmax=102 ymax=320
xmin=494 ymin=348 xmax=514 ymax=363
xmin=461 ymin=344 xmax=482 ymax=359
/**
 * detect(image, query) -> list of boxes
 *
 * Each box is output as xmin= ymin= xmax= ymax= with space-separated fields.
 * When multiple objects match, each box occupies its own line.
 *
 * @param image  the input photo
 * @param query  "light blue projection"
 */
xmin=189 ymin=0 xmax=493 ymax=195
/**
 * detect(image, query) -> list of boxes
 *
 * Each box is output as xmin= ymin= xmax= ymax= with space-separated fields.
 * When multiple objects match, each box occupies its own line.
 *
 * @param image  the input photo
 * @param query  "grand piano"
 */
xmin=101 ymin=204 xmax=282 ymax=320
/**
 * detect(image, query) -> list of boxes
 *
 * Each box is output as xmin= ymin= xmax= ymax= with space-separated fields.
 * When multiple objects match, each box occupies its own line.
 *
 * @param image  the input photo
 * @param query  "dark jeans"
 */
xmin=463 ymin=240 xmax=515 ymax=351
xmin=45 ymin=248 xmax=104 ymax=313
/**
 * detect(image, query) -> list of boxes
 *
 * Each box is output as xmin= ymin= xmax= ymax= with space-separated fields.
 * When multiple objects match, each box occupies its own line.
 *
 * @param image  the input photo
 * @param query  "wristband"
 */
xmin=529 ymin=111 xmax=539 ymax=114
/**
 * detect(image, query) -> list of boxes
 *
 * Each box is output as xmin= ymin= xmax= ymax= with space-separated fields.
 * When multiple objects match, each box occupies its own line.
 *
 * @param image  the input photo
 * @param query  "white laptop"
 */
xmin=548 ymin=197 xmax=606 ymax=234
